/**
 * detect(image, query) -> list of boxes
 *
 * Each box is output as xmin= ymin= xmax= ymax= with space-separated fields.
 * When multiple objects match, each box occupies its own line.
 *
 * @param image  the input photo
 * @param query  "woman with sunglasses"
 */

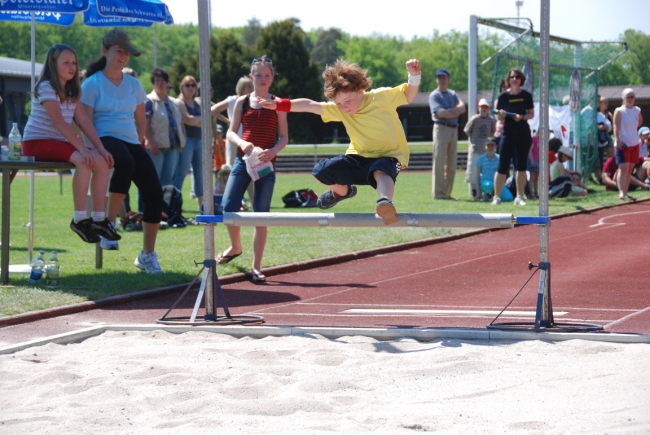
xmin=216 ymin=56 xmax=289 ymax=284
xmin=493 ymin=68 xmax=535 ymax=206
xmin=613 ymin=88 xmax=643 ymax=201
xmin=173 ymin=76 xmax=229 ymax=207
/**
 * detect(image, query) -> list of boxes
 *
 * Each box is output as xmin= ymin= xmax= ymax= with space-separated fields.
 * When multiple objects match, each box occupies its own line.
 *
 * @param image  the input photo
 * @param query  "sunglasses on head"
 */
xmin=251 ymin=57 xmax=273 ymax=66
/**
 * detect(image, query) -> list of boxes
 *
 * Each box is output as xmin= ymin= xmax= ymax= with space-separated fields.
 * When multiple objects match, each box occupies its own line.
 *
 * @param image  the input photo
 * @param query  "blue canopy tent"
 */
xmin=0 ymin=0 xmax=172 ymax=274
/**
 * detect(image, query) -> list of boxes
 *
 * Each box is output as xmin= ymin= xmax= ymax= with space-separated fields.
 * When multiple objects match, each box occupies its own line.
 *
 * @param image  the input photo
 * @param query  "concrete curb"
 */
xmin=1 ymin=324 xmax=648 ymax=355
xmin=2 ymin=197 xmax=648 ymax=328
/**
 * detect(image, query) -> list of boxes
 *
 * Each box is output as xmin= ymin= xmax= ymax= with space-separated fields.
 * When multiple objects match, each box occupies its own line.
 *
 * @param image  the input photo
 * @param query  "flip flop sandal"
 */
xmin=250 ymin=270 xmax=267 ymax=284
xmin=216 ymin=251 xmax=241 ymax=264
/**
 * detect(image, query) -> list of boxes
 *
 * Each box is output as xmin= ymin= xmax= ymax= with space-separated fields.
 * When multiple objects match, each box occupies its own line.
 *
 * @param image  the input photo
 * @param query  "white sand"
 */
xmin=1 ymin=330 xmax=649 ymax=434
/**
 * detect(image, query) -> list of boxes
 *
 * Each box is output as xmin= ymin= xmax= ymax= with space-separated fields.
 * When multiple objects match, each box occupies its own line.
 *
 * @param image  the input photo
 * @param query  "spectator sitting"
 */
xmin=474 ymin=137 xmax=500 ymax=202
xmin=638 ymin=126 xmax=650 ymax=159
xmin=22 ymin=44 xmax=120 ymax=244
xmin=463 ymin=98 xmax=496 ymax=199
xmin=214 ymin=164 xmax=231 ymax=195
xmin=551 ymin=146 xmax=587 ymax=196
xmin=601 ymin=155 xmax=650 ymax=198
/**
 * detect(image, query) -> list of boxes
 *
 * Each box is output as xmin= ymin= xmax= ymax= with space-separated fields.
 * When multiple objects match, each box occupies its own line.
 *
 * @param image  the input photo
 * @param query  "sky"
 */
xmin=165 ymin=0 xmax=647 ymax=42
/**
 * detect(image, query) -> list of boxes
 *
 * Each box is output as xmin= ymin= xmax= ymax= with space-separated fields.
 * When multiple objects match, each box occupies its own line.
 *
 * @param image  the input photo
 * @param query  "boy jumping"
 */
xmin=259 ymin=58 xmax=421 ymax=225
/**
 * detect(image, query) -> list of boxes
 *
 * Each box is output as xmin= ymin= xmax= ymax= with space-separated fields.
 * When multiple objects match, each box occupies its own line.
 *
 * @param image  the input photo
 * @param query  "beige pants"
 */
xmin=432 ymin=124 xmax=458 ymax=199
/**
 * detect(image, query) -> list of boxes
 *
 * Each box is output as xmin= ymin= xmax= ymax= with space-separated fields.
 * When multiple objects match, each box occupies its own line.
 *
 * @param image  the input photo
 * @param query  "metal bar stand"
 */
xmin=156 ymin=259 xmax=264 ymax=325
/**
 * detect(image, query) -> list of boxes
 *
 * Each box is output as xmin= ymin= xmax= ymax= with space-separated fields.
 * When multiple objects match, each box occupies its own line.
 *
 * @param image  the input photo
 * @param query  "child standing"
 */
xmin=463 ymin=98 xmax=496 ymax=199
xmin=22 ymin=44 xmax=120 ymax=244
xmin=260 ymin=58 xmax=422 ymax=225
xmin=474 ymin=138 xmax=500 ymax=202
xmin=216 ymin=56 xmax=289 ymax=284
xmin=213 ymin=124 xmax=226 ymax=172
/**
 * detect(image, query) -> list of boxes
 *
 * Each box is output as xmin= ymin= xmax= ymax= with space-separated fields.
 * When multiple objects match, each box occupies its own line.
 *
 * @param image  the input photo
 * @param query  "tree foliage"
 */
xmin=310 ymin=28 xmax=344 ymax=68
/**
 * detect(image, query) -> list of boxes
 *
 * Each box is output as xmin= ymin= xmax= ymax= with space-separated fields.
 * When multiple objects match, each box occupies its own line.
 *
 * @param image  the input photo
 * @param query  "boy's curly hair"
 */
xmin=322 ymin=60 xmax=372 ymax=100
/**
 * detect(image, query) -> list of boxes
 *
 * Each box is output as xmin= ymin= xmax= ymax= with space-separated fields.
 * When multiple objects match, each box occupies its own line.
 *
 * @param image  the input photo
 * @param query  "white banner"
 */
xmin=529 ymin=102 xmax=571 ymax=148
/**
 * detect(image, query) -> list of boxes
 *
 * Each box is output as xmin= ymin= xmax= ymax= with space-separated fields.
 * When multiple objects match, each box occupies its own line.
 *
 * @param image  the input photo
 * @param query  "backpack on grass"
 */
xmin=161 ymin=185 xmax=187 ymax=228
xmin=282 ymin=189 xmax=319 ymax=208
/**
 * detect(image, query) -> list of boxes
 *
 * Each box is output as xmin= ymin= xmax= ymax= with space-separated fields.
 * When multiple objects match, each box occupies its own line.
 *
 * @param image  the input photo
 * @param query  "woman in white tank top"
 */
xmin=613 ymin=88 xmax=643 ymax=200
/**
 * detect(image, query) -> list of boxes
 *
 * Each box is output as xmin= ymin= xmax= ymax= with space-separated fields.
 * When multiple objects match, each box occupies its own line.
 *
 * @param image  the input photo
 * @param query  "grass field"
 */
xmin=1 ymin=168 xmax=646 ymax=317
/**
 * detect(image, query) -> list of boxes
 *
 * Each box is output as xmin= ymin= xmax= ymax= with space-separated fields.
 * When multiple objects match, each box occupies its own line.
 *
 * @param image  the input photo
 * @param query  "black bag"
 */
xmin=161 ymin=185 xmax=187 ymax=227
xmin=549 ymin=176 xmax=573 ymax=198
xmin=282 ymin=189 xmax=319 ymax=208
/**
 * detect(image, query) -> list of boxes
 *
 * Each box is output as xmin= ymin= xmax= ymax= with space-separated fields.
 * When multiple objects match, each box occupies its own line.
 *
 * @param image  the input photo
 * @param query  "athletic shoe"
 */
xmin=90 ymin=218 xmax=121 ymax=241
xmin=375 ymin=198 xmax=399 ymax=226
xmin=514 ymin=196 xmax=527 ymax=206
xmin=134 ymin=250 xmax=164 ymax=274
xmin=70 ymin=218 xmax=101 ymax=244
xmin=100 ymin=236 xmax=119 ymax=251
xmin=317 ymin=185 xmax=357 ymax=209
xmin=491 ymin=196 xmax=502 ymax=205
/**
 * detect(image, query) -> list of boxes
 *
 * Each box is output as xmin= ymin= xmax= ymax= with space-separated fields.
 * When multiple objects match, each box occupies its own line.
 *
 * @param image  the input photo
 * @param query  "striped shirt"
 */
xmin=24 ymin=81 xmax=75 ymax=142
xmin=237 ymin=95 xmax=278 ymax=162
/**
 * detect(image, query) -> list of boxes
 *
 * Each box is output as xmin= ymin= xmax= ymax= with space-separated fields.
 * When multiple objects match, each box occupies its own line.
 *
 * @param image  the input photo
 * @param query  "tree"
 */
xmin=310 ymin=28 xmax=344 ymax=68
xmin=242 ymin=17 xmax=262 ymax=47
xmin=255 ymin=19 xmax=323 ymax=143
xmin=622 ymin=30 xmax=650 ymax=85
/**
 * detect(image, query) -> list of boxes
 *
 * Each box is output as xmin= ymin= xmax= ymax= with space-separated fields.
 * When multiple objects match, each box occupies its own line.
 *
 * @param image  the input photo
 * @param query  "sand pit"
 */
xmin=1 ymin=330 xmax=649 ymax=433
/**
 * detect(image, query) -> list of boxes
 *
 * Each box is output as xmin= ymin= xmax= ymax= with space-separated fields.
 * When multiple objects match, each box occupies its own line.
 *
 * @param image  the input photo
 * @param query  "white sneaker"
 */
xmin=134 ymin=250 xmax=164 ymax=274
xmin=514 ymin=196 xmax=527 ymax=206
xmin=100 ymin=236 xmax=119 ymax=250
xmin=491 ymin=196 xmax=502 ymax=205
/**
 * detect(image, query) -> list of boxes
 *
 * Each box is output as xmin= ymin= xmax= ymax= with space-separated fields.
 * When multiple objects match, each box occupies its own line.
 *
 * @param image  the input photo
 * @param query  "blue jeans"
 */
xmin=222 ymin=156 xmax=275 ymax=213
xmin=148 ymin=148 xmax=178 ymax=186
xmin=174 ymin=136 xmax=203 ymax=198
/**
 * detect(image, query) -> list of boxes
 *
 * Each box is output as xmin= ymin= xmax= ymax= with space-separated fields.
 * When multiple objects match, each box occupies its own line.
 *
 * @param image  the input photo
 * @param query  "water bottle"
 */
xmin=28 ymin=251 xmax=46 ymax=284
xmin=8 ymin=122 xmax=22 ymax=161
xmin=45 ymin=251 xmax=60 ymax=287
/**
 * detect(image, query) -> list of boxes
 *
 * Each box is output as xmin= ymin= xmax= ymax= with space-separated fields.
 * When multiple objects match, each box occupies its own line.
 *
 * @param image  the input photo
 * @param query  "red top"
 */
xmin=237 ymin=95 xmax=279 ymax=162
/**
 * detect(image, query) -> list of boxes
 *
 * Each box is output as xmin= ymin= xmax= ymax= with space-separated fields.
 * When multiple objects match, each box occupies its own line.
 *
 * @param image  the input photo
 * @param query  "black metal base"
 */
xmin=486 ymin=321 xmax=604 ymax=333
xmin=487 ymin=261 xmax=603 ymax=333
xmin=156 ymin=259 xmax=264 ymax=326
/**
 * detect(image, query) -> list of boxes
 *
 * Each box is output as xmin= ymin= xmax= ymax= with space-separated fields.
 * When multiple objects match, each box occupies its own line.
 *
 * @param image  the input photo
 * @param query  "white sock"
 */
xmin=91 ymin=212 xmax=106 ymax=222
xmin=73 ymin=210 xmax=87 ymax=223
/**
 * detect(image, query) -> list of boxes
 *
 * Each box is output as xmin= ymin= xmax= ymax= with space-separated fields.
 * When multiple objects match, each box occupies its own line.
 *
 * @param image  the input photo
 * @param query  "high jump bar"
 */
xmin=195 ymin=213 xmax=549 ymax=228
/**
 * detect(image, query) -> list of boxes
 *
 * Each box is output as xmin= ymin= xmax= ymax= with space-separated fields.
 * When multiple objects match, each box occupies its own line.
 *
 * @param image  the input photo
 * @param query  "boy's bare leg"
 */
xmin=374 ymin=171 xmax=398 ymax=225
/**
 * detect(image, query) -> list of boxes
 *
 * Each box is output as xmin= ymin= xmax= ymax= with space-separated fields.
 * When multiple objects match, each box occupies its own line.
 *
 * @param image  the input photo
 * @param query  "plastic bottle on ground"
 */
xmin=45 ymin=251 xmax=60 ymax=287
xmin=28 ymin=250 xmax=46 ymax=285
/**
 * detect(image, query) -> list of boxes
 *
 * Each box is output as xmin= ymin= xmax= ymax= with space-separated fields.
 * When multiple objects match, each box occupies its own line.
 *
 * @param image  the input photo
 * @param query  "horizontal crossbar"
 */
xmin=194 ymin=213 xmax=549 ymax=228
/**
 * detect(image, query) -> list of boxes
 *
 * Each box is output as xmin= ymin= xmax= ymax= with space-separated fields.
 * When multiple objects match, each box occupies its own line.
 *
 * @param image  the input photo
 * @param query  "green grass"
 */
xmin=1 ymin=169 xmax=645 ymax=317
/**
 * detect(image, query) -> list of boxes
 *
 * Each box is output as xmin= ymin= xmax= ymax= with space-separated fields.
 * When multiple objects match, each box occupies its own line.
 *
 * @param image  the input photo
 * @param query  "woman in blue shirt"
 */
xmin=81 ymin=28 xmax=164 ymax=274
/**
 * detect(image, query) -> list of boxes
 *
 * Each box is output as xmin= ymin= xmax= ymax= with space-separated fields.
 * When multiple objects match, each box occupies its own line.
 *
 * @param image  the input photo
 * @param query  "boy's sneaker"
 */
xmin=491 ymin=196 xmax=502 ymax=205
xmin=134 ymin=250 xmax=164 ymax=274
xmin=70 ymin=218 xmax=101 ymax=244
xmin=514 ymin=196 xmax=527 ymax=206
xmin=375 ymin=198 xmax=399 ymax=226
xmin=317 ymin=185 xmax=357 ymax=210
xmin=100 ymin=236 xmax=119 ymax=251
xmin=90 ymin=218 xmax=122 ymax=241
xmin=482 ymin=193 xmax=492 ymax=202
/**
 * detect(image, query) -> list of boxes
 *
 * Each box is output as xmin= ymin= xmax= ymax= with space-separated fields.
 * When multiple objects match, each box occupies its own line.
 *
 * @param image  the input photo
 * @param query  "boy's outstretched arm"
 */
xmin=258 ymin=97 xmax=323 ymax=116
xmin=405 ymin=58 xmax=421 ymax=103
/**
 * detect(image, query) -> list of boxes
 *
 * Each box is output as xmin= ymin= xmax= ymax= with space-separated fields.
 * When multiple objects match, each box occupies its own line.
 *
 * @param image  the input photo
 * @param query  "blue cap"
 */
xmin=435 ymin=68 xmax=450 ymax=77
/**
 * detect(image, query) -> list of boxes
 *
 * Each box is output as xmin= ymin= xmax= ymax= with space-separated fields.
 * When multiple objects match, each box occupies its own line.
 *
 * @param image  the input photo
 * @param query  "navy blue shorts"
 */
xmin=312 ymin=155 xmax=401 ymax=189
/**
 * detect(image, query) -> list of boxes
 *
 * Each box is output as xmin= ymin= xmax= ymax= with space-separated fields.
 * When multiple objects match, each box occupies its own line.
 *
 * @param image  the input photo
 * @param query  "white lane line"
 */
xmin=340 ymin=309 xmax=567 ymax=317
xmin=297 ymin=303 xmax=640 ymax=312
xmin=604 ymin=305 xmax=650 ymax=328
xmin=589 ymin=210 xmax=650 ymax=228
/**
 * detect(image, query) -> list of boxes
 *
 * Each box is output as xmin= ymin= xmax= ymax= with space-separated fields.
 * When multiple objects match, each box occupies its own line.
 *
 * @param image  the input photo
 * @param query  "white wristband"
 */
xmin=408 ymin=73 xmax=421 ymax=86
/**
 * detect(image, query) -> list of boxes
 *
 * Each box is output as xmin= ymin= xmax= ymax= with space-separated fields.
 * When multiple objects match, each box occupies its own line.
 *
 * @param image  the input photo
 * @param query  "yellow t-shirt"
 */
xmin=320 ymin=84 xmax=410 ymax=168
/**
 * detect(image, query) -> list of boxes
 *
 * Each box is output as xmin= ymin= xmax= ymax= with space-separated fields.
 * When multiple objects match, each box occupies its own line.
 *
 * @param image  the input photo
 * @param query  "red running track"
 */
xmin=1 ymin=201 xmax=649 ymax=346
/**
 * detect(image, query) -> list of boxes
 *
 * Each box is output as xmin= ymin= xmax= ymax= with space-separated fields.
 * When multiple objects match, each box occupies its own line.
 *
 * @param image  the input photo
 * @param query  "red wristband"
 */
xmin=275 ymin=98 xmax=291 ymax=112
